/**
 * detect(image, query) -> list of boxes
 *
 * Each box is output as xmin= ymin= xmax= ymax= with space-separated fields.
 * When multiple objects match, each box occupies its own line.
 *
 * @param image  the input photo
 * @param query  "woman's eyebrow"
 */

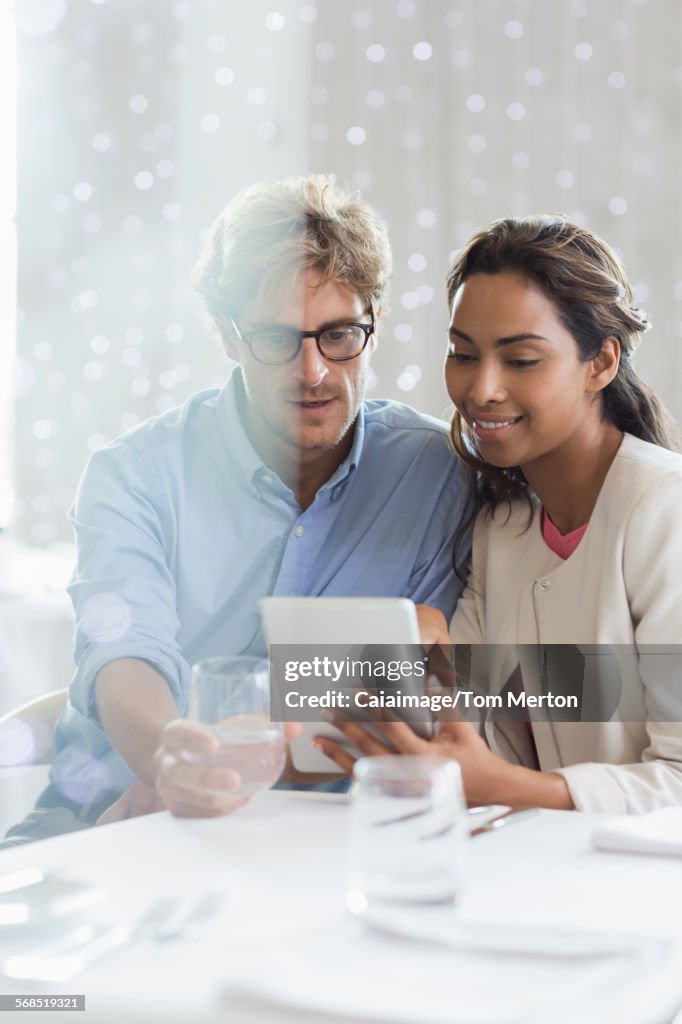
xmin=449 ymin=326 xmax=552 ymax=347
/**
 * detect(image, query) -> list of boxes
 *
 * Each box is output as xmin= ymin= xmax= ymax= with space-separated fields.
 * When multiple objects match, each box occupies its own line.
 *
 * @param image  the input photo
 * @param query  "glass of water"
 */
xmin=190 ymin=656 xmax=285 ymax=795
xmin=346 ymin=755 xmax=468 ymax=915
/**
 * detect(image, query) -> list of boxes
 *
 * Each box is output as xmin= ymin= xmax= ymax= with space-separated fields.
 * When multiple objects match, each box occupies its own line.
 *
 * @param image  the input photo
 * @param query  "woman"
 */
xmin=316 ymin=215 xmax=682 ymax=813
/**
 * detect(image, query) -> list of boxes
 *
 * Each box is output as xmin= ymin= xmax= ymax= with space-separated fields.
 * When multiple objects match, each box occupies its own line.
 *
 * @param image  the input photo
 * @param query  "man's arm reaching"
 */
xmin=95 ymin=658 xmax=248 ymax=817
xmin=95 ymin=658 xmax=301 ymax=820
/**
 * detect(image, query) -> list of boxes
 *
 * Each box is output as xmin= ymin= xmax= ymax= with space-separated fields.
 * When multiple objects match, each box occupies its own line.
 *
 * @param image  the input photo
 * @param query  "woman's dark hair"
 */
xmin=447 ymin=215 xmax=679 ymax=573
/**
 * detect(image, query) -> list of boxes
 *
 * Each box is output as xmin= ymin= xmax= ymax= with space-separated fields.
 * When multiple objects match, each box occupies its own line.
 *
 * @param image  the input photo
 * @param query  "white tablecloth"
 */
xmin=0 ymin=791 xmax=681 ymax=1024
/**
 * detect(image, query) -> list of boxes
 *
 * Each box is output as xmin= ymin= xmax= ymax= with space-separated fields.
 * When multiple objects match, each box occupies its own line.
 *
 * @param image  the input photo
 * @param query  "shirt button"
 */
xmin=333 ymin=486 xmax=342 ymax=499
xmin=539 ymin=579 xmax=551 ymax=591
xmin=261 ymin=474 xmax=273 ymax=485
xmin=294 ymin=525 xmax=304 ymax=538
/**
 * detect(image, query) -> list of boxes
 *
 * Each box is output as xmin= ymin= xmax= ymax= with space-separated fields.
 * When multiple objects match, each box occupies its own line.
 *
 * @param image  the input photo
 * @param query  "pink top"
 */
xmin=541 ymin=509 xmax=589 ymax=560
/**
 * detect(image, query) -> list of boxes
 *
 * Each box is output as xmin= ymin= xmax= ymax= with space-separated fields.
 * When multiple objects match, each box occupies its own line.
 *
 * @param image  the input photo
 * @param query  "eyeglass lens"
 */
xmin=251 ymin=325 xmax=368 ymax=364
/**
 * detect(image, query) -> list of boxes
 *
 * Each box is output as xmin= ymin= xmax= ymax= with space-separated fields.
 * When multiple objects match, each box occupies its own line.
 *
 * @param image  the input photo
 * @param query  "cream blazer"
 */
xmin=450 ymin=433 xmax=682 ymax=813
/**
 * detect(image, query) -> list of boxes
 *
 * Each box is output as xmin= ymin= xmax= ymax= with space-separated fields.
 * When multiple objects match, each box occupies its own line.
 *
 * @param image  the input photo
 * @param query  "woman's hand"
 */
xmin=315 ymin=718 xmax=574 ymax=810
xmin=315 ymin=718 xmax=505 ymax=804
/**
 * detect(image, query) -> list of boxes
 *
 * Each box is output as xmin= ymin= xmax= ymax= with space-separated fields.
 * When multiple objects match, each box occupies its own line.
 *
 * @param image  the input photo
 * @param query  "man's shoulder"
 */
xmin=77 ymin=388 xmax=223 ymax=499
xmin=362 ymin=398 xmax=458 ymax=461
xmin=360 ymin=398 xmax=462 ymax=480
xmin=363 ymin=398 xmax=450 ymax=440
xmin=104 ymin=388 xmax=222 ymax=460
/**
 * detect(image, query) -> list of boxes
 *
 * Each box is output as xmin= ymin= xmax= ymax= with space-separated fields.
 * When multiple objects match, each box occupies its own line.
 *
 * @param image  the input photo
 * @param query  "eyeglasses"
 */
xmin=229 ymin=313 xmax=375 ymax=366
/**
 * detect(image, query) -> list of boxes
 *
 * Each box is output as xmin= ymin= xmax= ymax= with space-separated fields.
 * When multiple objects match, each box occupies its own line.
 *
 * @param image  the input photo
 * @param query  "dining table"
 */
xmin=1 ymin=788 xmax=681 ymax=1024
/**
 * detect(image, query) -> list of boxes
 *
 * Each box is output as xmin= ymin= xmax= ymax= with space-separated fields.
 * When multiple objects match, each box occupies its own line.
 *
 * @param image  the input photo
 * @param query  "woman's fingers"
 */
xmin=368 ymin=719 xmax=431 ymax=754
xmin=332 ymin=720 xmax=395 ymax=756
xmin=313 ymin=737 xmax=357 ymax=774
xmin=435 ymin=719 xmax=477 ymax=747
xmin=330 ymin=718 xmax=432 ymax=757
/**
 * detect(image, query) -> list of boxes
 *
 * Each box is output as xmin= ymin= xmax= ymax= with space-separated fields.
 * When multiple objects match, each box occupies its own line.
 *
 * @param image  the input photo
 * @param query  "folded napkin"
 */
xmin=592 ymin=807 xmax=682 ymax=857
xmin=225 ymin=915 xmax=681 ymax=1024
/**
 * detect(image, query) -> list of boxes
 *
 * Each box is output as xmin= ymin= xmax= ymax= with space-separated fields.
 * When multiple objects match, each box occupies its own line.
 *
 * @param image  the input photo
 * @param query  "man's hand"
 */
xmin=153 ymin=718 xmax=303 ymax=818
xmin=97 ymin=717 xmax=304 ymax=822
xmin=96 ymin=781 xmax=165 ymax=826
xmin=151 ymin=719 xmax=249 ymax=818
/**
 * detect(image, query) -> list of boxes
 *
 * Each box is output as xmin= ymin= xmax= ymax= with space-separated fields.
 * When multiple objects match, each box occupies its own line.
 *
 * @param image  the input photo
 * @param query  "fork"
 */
xmin=5 ymin=893 xmax=226 ymax=982
xmin=151 ymin=892 xmax=223 ymax=942
xmin=4 ymin=898 xmax=179 ymax=982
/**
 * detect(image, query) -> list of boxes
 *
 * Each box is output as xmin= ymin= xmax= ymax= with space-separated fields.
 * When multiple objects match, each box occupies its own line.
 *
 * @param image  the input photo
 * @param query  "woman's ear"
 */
xmin=586 ymin=336 xmax=620 ymax=393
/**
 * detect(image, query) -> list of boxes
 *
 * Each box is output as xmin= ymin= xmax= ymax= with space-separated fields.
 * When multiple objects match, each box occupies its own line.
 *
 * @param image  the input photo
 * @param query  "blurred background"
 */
xmin=3 ymin=0 xmax=682 ymax=549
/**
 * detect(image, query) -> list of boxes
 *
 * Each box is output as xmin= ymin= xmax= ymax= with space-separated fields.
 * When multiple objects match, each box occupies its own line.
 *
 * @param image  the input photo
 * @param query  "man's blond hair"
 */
xmin=192 ymin=174 xmax=392 ymax=324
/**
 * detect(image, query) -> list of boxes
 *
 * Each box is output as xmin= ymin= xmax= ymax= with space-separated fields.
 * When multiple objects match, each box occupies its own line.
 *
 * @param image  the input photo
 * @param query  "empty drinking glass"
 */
xmin=346 ymin=755 xmax=468 ymax=915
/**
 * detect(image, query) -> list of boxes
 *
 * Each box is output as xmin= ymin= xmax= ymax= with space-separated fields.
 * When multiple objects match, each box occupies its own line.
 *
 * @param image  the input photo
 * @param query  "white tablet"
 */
xmin=260 ymin=597 xmax=429 ymax=772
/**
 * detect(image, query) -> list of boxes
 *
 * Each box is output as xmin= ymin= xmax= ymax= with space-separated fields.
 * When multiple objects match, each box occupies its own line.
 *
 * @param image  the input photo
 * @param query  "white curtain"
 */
xmin=14 ymin=0 xmax=682 ymax=543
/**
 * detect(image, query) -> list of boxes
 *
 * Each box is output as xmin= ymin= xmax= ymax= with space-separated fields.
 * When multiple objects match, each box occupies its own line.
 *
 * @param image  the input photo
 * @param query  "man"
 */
xmin=4 ymin=175 xmax=470 ymax=844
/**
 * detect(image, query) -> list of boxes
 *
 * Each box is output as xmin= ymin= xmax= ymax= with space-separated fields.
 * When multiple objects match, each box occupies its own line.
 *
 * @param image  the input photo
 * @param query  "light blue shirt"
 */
xmin=52 ymin=369 xmax=471 ymax=804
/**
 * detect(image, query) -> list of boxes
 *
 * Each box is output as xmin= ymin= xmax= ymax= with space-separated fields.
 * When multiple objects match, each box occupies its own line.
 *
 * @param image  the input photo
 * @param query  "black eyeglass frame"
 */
xmin=229 ymin=312 xmax=376 ymax=365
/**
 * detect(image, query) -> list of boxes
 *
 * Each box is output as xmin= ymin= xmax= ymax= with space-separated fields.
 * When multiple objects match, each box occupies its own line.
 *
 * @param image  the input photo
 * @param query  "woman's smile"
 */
xmin=468 ymin=413 xmax=523 ymax=441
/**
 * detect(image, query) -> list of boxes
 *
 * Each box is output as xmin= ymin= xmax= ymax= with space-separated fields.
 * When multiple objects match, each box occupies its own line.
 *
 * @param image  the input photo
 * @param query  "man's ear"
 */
xmin=218 ymin=319 xmax=239 ymax=361
xmin=586 ymin=336 xmax=620 ymax=393
xmin=368 ymin=305 xmax=382 ymax=353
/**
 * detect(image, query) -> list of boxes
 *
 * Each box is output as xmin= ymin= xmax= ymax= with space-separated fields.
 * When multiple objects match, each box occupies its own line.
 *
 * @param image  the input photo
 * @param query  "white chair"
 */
xmin=0 ymin=690 xmax=68 ymax=839
xmin=0 ymin=688 xmax=68 ymax=767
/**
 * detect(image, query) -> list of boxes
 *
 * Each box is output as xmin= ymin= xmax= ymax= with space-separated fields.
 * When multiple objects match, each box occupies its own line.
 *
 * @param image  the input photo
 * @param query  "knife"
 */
xmin=470 ymin=808 xmax=539 ymax=837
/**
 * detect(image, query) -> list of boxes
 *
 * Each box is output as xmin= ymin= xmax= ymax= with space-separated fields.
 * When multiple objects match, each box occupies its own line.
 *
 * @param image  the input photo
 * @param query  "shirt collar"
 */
xmin=216 ymin=367 xmax=266 ymax=489
xmin=317 ymin=403 xmax=365 ymax=496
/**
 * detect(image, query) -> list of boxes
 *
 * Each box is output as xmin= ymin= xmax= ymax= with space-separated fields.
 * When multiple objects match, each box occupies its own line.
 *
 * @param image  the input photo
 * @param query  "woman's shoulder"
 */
xmin=595 ymin=434 xmax=682 ymax=563
xmin=615 ymin=433 xmax=682 ymax=479
xmin=618 ymin=438 xmax=682 ymax=621
xmin=598 ymin=434 xmax=682 ymax=517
